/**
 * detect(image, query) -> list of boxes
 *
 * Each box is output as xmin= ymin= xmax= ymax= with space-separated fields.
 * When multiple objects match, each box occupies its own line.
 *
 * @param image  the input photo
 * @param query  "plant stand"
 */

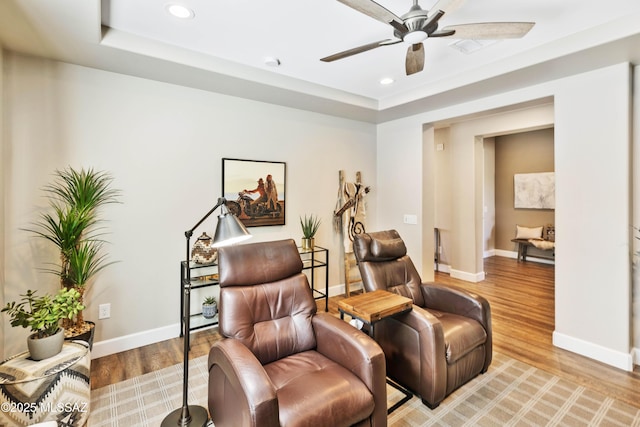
xmin=0 ymin=341 xmax=91 ymax=426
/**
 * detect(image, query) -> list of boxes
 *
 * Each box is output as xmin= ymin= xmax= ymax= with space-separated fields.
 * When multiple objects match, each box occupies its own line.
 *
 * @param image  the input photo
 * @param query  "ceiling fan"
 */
xmin=321 ymin=0 xmax=535 ymax=75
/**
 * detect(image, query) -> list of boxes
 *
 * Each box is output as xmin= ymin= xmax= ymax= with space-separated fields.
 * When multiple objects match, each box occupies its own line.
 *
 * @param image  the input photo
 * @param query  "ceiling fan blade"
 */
xmin=420 ymin=9 xmax=445 ymax=34
xmin=321 ymin=39 xmax=401 ymax=62
xmin=429 ymin=29 xmax=456 ymax=37
xmin=337 ymin=0 xmax=407 ymax=32
xmin=429 ymin=0 xmax=465 ymax=15
xmin=441 ymin=22 xmax=535 ymax=39
xmin=405 ymin=43 xmax=425 ymax=76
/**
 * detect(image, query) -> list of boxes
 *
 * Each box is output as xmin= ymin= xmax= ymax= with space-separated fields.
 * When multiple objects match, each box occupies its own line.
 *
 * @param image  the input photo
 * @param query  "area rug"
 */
xmin=89 ymin=352 xmax=640 ymax=426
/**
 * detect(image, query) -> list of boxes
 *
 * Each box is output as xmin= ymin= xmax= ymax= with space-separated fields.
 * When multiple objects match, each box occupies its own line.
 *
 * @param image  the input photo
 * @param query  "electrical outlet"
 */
xmin=99 ymin=303 xmax=111 ymax=319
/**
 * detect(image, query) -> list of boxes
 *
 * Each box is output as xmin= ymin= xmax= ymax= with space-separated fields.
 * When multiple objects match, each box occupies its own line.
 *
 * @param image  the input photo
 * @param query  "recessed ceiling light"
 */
xmin=165 ymin=4 xmax=195 ymax=19
xmin=380 ymin=77 xmax=394 ymax=85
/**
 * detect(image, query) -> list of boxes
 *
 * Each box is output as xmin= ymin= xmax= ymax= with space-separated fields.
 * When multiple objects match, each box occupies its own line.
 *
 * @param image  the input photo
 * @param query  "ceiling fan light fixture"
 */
xmin=165 ymin=4 xmax=195 ymax=19
xmin=404 ymin=30 xmax=428 ymax=44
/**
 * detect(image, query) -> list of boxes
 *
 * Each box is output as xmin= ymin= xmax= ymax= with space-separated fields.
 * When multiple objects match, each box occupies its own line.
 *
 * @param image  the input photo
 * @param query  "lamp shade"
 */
xmin=213 ymin=205 xmax=251 ymax=247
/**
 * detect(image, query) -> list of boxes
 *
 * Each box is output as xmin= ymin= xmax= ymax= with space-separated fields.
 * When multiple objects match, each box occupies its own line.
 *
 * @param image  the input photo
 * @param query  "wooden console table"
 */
xmin=338 ymin=289 xmax=413 ymax=414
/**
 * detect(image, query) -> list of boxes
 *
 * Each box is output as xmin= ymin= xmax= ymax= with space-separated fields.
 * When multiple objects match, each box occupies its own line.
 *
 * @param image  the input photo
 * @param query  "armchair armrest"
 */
xmin=420 ymin=282 xmax=492 ymax=371
xmin=312 ymin=312 xmax=387 ymax=427
xmin=420 ymin=282 xmax=491 ymax=331
xmin=208 ymin=339 xmax=279 ymax=427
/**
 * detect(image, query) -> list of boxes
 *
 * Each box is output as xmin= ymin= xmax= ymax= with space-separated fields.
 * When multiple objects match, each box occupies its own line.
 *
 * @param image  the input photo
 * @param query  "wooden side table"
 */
xmin=338 ymin=289 xmax=412 ymax=337
xmin=338 ymin=289 xmax=414 ymax=413
xmin=0 ymin=341 xmax=90 ymax=426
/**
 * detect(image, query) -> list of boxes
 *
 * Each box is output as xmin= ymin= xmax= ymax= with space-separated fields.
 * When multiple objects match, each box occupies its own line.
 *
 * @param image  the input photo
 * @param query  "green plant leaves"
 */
xmin=1 ymin=288 xmax=85 ymax=337
xmin=300 ymin=214 xmax=321 ymax=238
xmin=20 ymin=167 xmax=121 ymax=329
xmin=23 ymin=167 xmax=121 ymax=287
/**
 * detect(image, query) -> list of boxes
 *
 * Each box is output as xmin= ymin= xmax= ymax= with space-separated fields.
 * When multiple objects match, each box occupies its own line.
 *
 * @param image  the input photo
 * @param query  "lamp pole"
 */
xmin=162 ymin=197 xmax=250 ymax=427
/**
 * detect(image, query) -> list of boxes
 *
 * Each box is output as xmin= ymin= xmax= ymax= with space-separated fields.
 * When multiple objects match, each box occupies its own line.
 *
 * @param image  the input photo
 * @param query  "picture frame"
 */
xmin=222 ymin=158 xmax=286 ymax=227
xmin=514 ymin=172 xmax=555 ymax=209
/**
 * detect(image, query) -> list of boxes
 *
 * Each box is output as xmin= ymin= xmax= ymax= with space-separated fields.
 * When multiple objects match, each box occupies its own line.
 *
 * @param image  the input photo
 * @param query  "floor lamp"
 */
xmin=162 ymin=197 xmax=251 ymax=427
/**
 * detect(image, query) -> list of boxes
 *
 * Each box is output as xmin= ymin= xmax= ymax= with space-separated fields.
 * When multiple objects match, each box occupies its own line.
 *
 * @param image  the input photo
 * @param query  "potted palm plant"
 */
xmin=2 ymin=288 xmax=84 ymax=360
xmin=300 ymin=214 xmax=321 ymax=251
xmin=25 ymin=167 xmax=120 ymax=345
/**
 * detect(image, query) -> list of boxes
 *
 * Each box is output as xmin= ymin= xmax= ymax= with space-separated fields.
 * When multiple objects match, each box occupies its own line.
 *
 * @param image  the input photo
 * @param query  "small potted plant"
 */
xmin=202 ymin=296 xmax=218 ymax=319
xmin=2 ymin=288 xmax=85 ymax=360
xmin=300 ymin=214 xmax=321 ymax=251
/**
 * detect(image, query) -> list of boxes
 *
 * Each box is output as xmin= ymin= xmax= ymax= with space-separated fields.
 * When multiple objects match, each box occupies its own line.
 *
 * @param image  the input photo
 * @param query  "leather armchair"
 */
xmin=208 ymin=239 xmax=387 ymax=427
xmin=353 ymin=230 xmax=492 ymax=409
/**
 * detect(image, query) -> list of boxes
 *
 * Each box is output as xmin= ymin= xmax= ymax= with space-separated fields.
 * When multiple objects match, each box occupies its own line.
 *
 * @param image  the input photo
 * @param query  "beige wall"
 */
xmin=494 ymin=128 xmax=555 ymax=257
xmin=0 ymin=48 xmax=5 ymax=349
xmin=634 ymin=66 xmax=640 ymax=352
xmin=2 ymin=52 xmax=378 ymax=358
xmin=433 ymin=128 xmax=452 ymax=265
xmin=483 ymin=138 xmax=495 ymax=256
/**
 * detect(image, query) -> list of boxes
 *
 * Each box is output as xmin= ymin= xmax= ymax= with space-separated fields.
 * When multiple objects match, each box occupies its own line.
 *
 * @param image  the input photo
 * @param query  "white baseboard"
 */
xmin=494 ymin=249 xmax=517 ymax=259
xmin=633 ymin=347 xmax=640 ymax=366
xmin=91 ymin=323 xmax=181 ymax=359
xmin=553 ymin=331 xmax=634 ymax=372
xmin=91 ymin=282 xmax=357 ymax=359
xmin=450 ymin=269 xmax=485 ymax=283
xmin=434 ymin=263 xmax=451 ymax=274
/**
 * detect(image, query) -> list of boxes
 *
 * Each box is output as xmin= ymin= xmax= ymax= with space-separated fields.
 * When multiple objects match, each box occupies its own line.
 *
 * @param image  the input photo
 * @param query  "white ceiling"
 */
xmin=2 ymin=0 xmax=640 ymax=122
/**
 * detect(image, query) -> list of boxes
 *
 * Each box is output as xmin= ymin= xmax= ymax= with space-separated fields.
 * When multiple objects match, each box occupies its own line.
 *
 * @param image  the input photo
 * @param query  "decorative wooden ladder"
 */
xmin=336 ymin=170 xmax=365 ymax=297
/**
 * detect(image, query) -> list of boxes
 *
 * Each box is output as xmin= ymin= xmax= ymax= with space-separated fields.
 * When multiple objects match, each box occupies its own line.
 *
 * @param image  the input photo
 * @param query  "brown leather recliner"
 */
xmin=353 ymin=230 xmax=492 ymax=409
xmin=208 ymin=239 xmax=387 ymax=427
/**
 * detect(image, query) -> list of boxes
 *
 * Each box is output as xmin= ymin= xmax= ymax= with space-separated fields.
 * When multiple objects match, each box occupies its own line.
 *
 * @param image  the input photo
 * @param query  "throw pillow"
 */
xmin=516 ymin=225 xmax=543 ymax=240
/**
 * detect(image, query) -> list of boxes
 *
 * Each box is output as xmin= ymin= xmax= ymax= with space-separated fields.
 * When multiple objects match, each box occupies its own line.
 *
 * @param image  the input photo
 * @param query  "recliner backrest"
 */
xmin=354 ymin=230 xmax=425 ymax=307
xmin=217 ymin=239 xmax=317 ymax=365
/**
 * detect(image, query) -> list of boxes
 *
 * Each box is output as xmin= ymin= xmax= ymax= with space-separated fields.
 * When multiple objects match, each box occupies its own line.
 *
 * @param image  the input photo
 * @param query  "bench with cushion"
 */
xmin=511 ymin=224 xmax=555 ymax=262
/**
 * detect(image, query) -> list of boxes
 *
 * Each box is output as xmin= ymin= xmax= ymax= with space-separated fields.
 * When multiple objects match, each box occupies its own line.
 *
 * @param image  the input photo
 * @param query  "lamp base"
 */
xmin=161 ymin=405 xmax=209 ymax=427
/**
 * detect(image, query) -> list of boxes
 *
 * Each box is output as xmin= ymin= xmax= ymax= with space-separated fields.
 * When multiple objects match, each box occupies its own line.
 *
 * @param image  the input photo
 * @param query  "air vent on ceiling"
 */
xmin=449 ymin=39 xmax=498 ymax=54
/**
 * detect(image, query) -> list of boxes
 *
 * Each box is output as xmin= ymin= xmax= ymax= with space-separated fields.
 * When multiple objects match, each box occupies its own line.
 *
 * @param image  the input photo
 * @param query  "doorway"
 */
xmin=483 ymin=127 xmax=555 ymax=262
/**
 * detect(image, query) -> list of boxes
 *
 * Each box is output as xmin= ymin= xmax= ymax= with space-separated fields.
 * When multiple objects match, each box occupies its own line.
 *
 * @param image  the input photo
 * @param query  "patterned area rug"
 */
xmin=89 ymin=352 xmax=640 ymax=426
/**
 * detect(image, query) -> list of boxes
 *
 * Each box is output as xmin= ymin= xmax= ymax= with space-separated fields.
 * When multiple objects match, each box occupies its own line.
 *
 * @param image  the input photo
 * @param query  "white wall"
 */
xmin=376 ymin=118 xmax=428 ymax=278
xmin=377 ymin=63 xmax=634 ymax=370
xmin=634 ymin=66 xmax=640 ymax=359
xmin=2 ymin=53 xmax=377 ymax=358
xmin=553 ymin=63 xmax=632 ymax=370
xmin=0 ymin=47 xmax=5 ymax=350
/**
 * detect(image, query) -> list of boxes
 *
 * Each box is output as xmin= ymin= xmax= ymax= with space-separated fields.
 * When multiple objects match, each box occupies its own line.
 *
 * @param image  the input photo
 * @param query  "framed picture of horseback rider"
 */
xmin=222 ymin=158 xmax=286 ymax=227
